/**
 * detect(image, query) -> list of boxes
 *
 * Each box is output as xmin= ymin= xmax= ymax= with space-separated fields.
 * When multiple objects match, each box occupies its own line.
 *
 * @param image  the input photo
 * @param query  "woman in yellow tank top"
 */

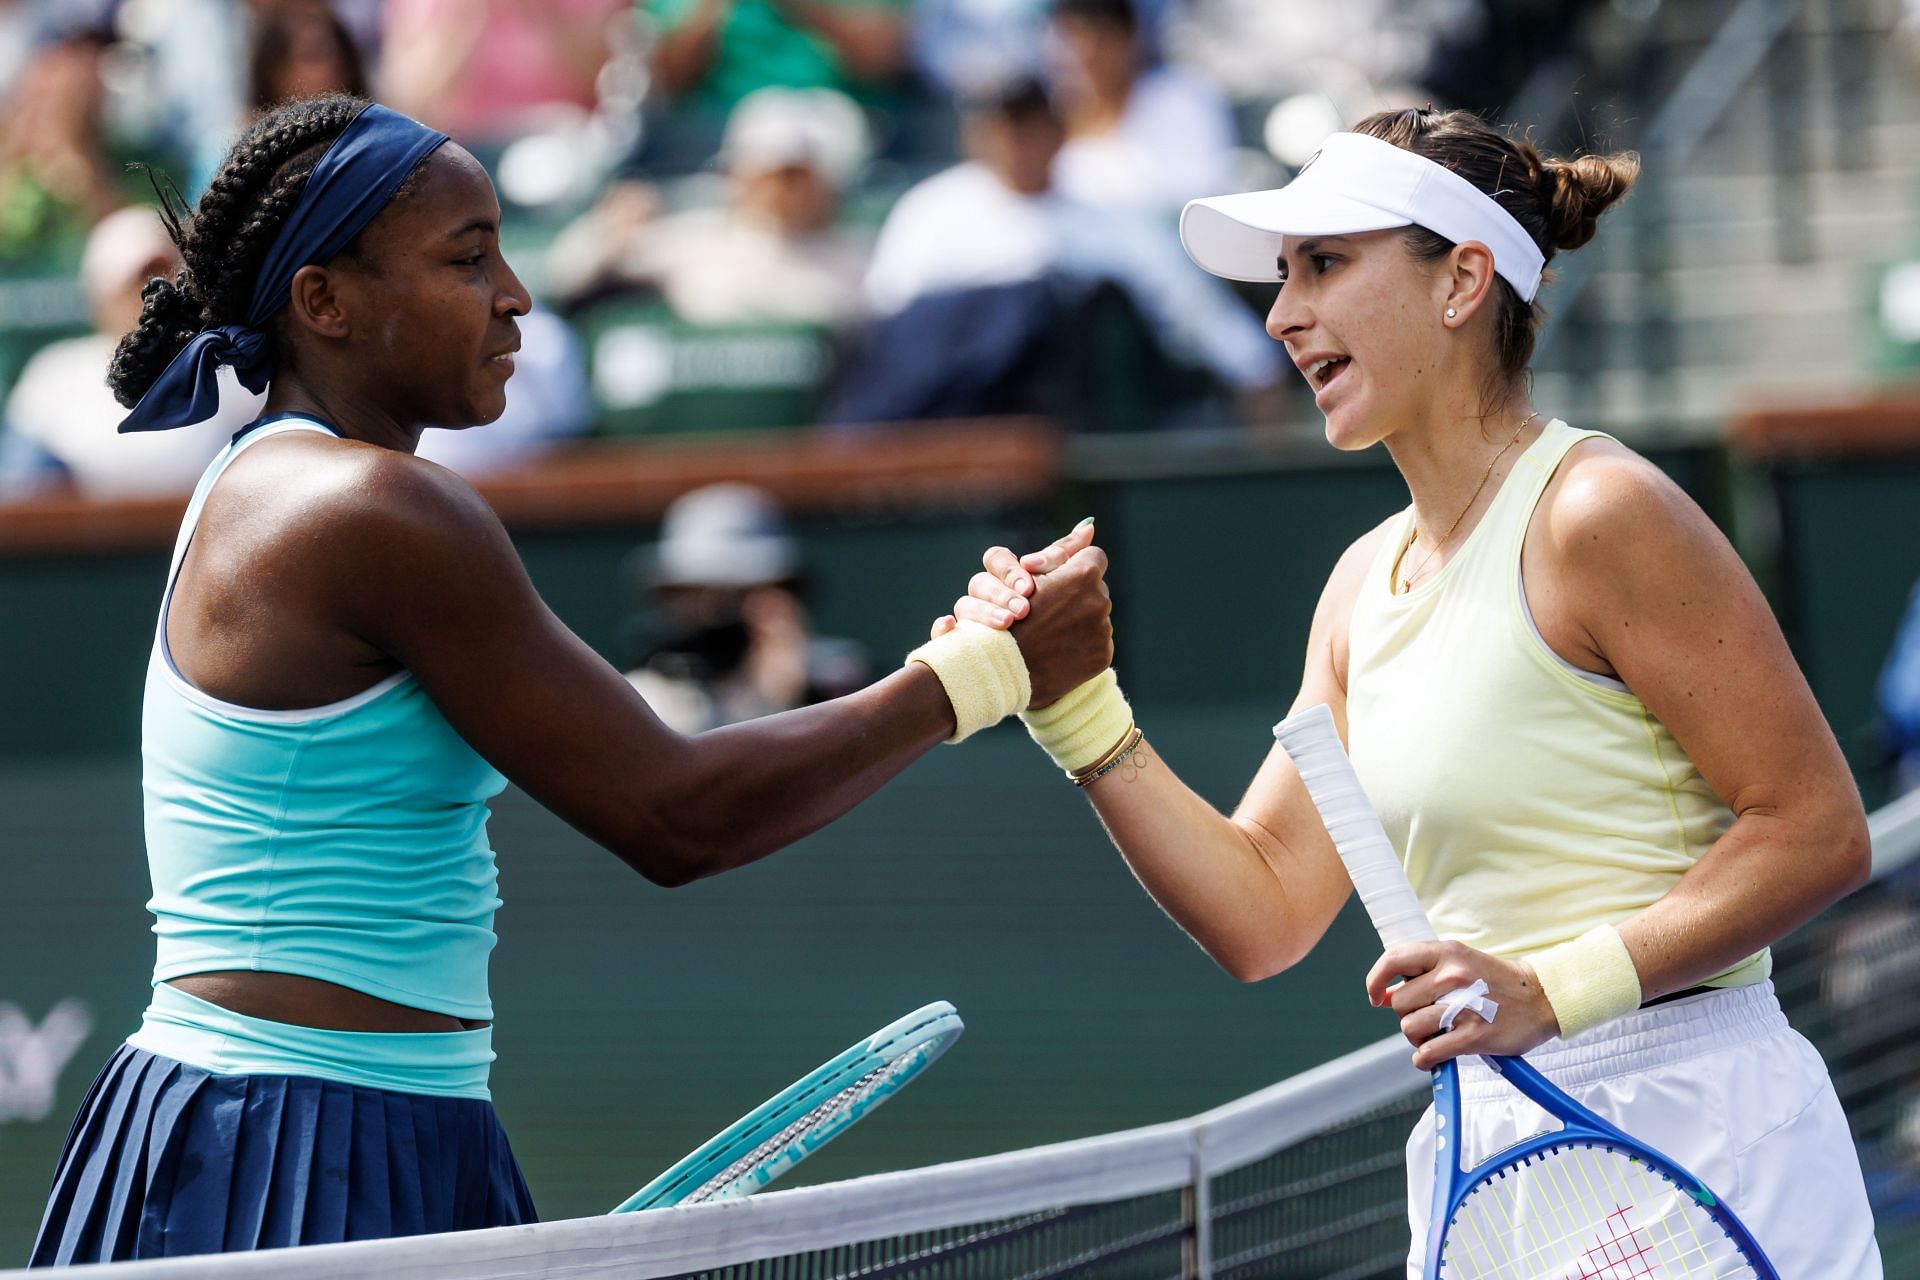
xmin=946 ymin=107 xmax=1882 ymax=1275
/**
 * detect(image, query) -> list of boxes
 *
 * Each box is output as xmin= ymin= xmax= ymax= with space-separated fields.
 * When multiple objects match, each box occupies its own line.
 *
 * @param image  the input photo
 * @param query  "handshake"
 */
xmin=908 ymin=520 xmax=1134 ymax=781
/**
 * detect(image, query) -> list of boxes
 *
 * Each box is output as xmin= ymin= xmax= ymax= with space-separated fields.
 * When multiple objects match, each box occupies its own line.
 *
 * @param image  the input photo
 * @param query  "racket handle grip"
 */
xmin=1274 ymin=703 xmax=1438 ymax=950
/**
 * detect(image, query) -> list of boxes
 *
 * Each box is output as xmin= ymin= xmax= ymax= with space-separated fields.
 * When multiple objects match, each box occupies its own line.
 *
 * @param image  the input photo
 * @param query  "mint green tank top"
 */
xmin=136 ymin=418 xmax=507 ymax=1094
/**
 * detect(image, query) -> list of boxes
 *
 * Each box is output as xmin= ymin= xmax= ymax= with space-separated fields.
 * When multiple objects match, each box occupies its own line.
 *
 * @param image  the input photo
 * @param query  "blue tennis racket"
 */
xmin=1275 ymin=704 xmax=1778 ymax=1280
xmin=610 ymin=1001 xmax=963 ymax=1212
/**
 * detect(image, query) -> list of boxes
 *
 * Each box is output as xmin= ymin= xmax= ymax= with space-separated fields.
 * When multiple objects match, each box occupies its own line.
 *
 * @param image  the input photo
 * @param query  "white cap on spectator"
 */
xmin=720 ymin=87 xmax=871 ymax=190
xmin=1180 ymin=131 xmax=1547 ymax=302
xmin=650 ymin=484 xmax=802 ymax=588
xmin=80 ymin=206 xmax=179 ymax=308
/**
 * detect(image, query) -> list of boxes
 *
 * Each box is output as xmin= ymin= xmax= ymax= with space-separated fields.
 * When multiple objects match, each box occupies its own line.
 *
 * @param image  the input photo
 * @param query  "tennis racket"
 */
xmin=610 ymin=1000 xmax=964 ymax=1212
xmin=1274 ymin=703 xmax=1778 ymax=1280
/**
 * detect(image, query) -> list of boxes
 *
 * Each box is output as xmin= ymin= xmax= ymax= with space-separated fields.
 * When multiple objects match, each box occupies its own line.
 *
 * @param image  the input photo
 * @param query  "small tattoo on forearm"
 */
xmin=1121 ymin=744 xmax=1151 ymax=782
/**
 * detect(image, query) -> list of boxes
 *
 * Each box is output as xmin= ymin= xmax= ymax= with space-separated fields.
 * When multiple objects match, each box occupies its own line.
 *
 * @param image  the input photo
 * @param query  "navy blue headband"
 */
xmin=118 ymin=103 xmax=450 ymax=434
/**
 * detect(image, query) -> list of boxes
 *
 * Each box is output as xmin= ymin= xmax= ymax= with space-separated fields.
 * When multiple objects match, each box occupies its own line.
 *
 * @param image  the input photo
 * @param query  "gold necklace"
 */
xmin=1395 ymin=410 xmax=1541 ymax=595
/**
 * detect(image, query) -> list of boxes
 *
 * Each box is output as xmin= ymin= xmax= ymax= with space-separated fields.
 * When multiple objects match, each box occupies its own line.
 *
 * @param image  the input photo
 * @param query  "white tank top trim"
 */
xmin=1515 ymin=565 xmax=1631 ymax=693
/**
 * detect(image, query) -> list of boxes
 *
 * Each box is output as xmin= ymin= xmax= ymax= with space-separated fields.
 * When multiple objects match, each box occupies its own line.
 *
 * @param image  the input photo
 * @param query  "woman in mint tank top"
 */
xmin=952 ymin=108 xmax=1882 ymax=1275
xmin=32 ymin=95 xmax=1115 ymax=1268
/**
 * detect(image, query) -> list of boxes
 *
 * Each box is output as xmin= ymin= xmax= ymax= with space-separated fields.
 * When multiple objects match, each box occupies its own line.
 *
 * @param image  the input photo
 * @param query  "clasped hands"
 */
xmin=939 ymin=524 xmax=1564 ymax=1068
xmin=933 ymin=521 xmax=1113 ymax=707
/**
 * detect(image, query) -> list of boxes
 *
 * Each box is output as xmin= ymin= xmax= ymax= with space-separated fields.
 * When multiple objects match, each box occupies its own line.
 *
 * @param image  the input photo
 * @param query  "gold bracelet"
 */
xmin=1068 ymin=722 xmax=1137 ymax=782
xmin=1073 ymin=726 xmax=1144 ymax=788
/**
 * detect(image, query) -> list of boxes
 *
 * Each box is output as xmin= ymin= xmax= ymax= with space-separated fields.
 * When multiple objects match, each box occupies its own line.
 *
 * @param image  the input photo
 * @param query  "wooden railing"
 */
xmin=0 ymin=419 xmax=1062 ymax=556
xmin=1725 ymin=389 xmax=1920 ymax=459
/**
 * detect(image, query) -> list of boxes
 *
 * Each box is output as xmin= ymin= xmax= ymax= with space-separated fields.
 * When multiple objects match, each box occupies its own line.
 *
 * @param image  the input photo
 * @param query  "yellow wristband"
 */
xmin=1528 ymin=924 xmax=1642 ymax=1041
xmin=1020 ymin=669 xmax=1132 ymax=775
xmin=906 ymin=621 xmax=1031 ymax=743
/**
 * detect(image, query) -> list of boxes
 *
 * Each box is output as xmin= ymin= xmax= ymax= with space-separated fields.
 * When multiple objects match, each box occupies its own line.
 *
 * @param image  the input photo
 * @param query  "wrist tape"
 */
xmin=1529 ymin=924 xmax=1642 ymax=1040
xmin=1020 ymin=668 xmax=1132 ymax=775
xmin=906 ymin=621 xmax=1031 ymax=743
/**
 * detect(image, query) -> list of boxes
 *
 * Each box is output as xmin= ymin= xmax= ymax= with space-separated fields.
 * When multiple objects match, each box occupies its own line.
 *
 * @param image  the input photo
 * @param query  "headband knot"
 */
xmin=118 ymin=103 xmax=450 ymax=434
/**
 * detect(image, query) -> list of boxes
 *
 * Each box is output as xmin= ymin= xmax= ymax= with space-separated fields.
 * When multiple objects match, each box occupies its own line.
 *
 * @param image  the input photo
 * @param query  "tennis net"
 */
xmin=21 ymin=790 xmax=1920 ymax=1280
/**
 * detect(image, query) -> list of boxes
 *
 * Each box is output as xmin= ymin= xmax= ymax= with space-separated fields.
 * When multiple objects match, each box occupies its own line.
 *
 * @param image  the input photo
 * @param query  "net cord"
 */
xmin=14 ymin=1038 xmax=1424 ymax=1280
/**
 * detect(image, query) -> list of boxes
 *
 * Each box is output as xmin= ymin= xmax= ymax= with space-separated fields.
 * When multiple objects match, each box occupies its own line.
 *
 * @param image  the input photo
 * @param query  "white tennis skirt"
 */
xmin=1402 ymin=981 xmax=1882 ymax=1279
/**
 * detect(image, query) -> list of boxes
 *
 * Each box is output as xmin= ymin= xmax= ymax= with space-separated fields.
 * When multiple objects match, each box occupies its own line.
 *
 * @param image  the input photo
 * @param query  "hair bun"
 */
xmin=108 ymin=274 xmax=209 ymax=409
xmin=1542 ymin=151 xmax=1640 ymax=253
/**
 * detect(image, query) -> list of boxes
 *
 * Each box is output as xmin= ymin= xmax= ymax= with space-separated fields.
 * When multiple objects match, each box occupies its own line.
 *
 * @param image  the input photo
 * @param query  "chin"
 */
xmin=467 ymin=394 xmax=510 ymax=427
xmin=1320 ymin=406 xmax=1381 ymax=453
xmin=421 ymin=401 xmax=505 ymax=432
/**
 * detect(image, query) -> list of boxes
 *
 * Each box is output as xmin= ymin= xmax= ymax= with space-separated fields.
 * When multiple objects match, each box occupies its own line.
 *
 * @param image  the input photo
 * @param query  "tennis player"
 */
xmin=31 ymin=95 xmax=1108 ymax=1266
xmin=948 ymin=107 xmax=1883 ymax=1275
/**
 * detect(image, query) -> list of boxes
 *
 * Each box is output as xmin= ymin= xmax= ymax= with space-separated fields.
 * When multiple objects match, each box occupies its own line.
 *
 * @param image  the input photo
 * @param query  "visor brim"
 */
xmin=1180 ymin=189 xmax=1413 ymax=282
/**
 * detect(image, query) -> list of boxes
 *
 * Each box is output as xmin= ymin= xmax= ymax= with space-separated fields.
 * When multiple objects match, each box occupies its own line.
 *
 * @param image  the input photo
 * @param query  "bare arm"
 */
xmin=337 ymin=458 xmax=1114 ymax=887
xmin=505 ymin=0 xmax=618 ymax=85
xmin=771 ymin=0 xmax=906 ymax=81
xmin=1547 ymin=443 xmax=1870 ymax=994
xmin=380 ymin=2 xmax=491 ymax=124
xmin=950 ymin=523 xmax=1397 ymax=980
xmin=649 ymin=0 xmax=732 ymax=97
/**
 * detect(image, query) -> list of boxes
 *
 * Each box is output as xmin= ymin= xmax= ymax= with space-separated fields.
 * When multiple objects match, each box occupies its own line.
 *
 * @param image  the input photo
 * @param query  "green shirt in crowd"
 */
xmin=648 ymin=0 xmax=907 ymax=109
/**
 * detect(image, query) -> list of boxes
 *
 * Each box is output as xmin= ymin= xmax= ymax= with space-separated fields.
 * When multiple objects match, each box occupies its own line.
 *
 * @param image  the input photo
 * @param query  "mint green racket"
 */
xmin=611 ymin=1001 xmax=963 ymax=1212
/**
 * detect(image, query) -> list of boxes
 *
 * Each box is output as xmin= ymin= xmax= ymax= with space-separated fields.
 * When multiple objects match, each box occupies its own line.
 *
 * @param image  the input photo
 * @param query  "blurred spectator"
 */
xmin=910 ymin=0 xmax=1048 ymax=98
xmin=646 ymin=0 xmax=909 ymax=110
xmin=622 ymin=483 xmax=869 ymax=733
xmin=415 ymin=307 xmax=594 ymax=478
xmin=544 ymin=86 xmax=872 ymax=326
xmin=912 ymin=0 xmax=1172 ymax=99
xmin=249 ymin=1 xmax=368 ymax=115
xmin=0 ymin=206 xmax=260 ymax=499
xmin=0 ymin=29 xmax=123 ymax=265
xmin=1880 ymin=581 xmax=1920 ymax=796
xmin=1165 ymin=0 xmax=1437 ymax=107
xmin=1046 ymin=0 xmax=1234 ymax=214
xmin=142 ymin=0 xmax=375 ymax=196
xmin=847 ymin=78 xmax=1280 ymax=415
xmin=1418 ymin=0 xmax=1592 ymax=117
xmin=128 ymin=0 xmax=249 ymax=197
xmin=381 ymin=0 xmax=624 ymax=143
xmin=0 ymin=0 xmax=41 ymax=91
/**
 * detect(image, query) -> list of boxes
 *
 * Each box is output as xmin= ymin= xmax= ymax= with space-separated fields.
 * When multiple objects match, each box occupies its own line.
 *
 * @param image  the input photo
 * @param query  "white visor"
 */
xmin=1180 ymin=131 xmax=1546 ymax=303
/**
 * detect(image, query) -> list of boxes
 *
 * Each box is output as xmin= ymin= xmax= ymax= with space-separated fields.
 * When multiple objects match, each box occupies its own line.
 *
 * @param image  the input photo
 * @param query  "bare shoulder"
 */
xmin=1536 ymin=436 xmax=1712 ymax=562
xmin=1321 ymin=510 xmax=1402 ymax=613
xmin=1301 ymin=511 xmax=1402 ymax=696
xmin=1533 ymin=436 xmax=1750 ymax=630
xmin=214 ymin=432 xmax=510 ymax=566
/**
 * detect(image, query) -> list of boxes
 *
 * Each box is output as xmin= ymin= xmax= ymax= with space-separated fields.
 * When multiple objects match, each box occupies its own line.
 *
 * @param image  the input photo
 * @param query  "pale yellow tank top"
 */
xmin=1344 ymin=420 xmax=1768 ymax=988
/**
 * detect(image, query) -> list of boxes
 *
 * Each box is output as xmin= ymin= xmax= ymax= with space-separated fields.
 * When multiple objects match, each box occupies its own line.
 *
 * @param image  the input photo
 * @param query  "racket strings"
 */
xmin=1442 ymin=1142 xmax=1759 ymax=1279
xmin=688 ymin=1058 xmax=900 ymax=1203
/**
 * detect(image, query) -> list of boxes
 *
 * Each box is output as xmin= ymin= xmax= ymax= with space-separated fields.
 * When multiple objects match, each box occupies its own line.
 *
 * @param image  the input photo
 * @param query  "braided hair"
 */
xmin=109 ymin=94 xmax=392 ymax=410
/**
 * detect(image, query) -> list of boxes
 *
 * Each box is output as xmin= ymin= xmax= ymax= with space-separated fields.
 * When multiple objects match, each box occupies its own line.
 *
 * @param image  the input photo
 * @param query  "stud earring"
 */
xmin=1445 ymin=307 xmax=1458 ymax=320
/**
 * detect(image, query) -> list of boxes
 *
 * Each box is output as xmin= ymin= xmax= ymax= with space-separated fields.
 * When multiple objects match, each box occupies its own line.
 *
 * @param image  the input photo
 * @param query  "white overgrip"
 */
xmin=1273 ymin=703 xmax=1437 ymax=950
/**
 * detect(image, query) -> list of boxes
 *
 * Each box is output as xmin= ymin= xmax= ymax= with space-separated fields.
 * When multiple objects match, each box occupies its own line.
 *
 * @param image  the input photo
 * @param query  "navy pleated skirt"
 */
xmin=31 ymin=1043 xmax=537 ymax=1266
